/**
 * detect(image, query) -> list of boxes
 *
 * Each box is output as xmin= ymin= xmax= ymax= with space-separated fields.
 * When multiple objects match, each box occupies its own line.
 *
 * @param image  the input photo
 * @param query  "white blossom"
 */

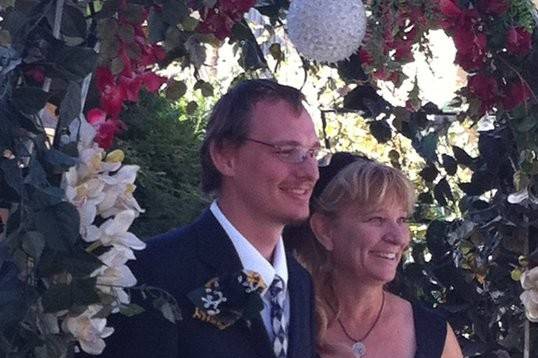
xmin=62 ymin=305 xmax=114 ymax=355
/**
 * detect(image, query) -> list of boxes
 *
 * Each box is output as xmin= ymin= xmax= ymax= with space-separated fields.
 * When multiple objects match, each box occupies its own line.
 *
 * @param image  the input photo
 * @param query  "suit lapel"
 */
xmin=193 ymin=209 xmax=276 ymax=358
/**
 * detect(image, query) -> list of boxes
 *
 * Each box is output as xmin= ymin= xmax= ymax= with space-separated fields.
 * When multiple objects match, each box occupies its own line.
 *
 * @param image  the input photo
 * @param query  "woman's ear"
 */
xmin=310 ymin=212 xmax=334 ymax=251
xmin=209 ymin=140 xmax=237 ymax=177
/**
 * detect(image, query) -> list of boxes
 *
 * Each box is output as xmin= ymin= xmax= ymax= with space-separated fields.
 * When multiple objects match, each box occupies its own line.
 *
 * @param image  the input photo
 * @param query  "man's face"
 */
xmin=224 ymin=99 xmax=320 ymax=226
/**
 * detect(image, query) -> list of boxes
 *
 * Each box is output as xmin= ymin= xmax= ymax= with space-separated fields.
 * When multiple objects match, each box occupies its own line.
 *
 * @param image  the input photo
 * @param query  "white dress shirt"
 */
xmin=210 ymin=201 xmax=290 ymax=340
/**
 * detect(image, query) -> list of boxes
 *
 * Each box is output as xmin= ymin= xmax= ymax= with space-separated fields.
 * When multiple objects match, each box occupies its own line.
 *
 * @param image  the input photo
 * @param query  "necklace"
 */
xmin=335 ymin=291 xmax=385 ymax=358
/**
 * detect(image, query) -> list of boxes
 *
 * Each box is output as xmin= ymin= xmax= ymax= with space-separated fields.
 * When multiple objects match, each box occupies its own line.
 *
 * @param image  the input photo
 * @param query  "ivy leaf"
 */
xmin=369 ymin=120 xmax=392 ymax=143
xmin=343 ymin=85 xmax=391 ymax=118
xmin=413 ymin=132 xmax=438 ymax=161
xmin=186 ymin=101 xmax=198 ymax=114
xmin=51 ymin=4 xmax=87 ymax=39
xmin=161 ymin=0 xmax=188 ymax=25
xmin=194 ymin=80 xmax=213 ymax=97
xmin=419 ymin=163 xmax=439 ymax=182
xmin=50 ymin=46 xmax=98 ymax=81
xmin=12 ymin=87 xmax=50 ymax=115
xmin=148 ymin=7 xmax=167 ymax=43
xmin=120 ymin=303 xmax=146 ymax=317
xmin=442 ymin=154 xmax=458 ymax=175
xmin=21 ymin=231 xmax=45 ymax=261
xmin=337 ymin=52 xmax=367 ymax=82
xmin=42 ymin=278 xmax=100 ymax=313
xmin=434 ymin=178 xmax=453 ymax=207
xmin=165 ymin=80 xmax=187 ymax=100
xmin=452 ymin=146 xmax=475 ymax=168
xmin=59 ymin=81 xmax=81 ymax=129
xmin=34 ymin=202 xmax=80 ymax=252
xmin=44 ymin=149 xmax=77 ymax=172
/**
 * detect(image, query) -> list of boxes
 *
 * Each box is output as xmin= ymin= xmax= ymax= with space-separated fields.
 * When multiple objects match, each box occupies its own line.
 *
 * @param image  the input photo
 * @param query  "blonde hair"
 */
xmin=296 ymin=159 xmax=415 ymax=353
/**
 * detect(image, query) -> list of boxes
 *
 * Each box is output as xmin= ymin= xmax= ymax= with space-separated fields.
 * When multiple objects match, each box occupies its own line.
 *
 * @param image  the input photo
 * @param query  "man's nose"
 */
xmin=297 ymin=155 xmax=320 ymax=182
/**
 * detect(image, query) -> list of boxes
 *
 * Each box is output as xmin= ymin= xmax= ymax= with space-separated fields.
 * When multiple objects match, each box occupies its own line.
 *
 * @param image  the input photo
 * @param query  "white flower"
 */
xmin=287 ymin=0 xmax=367 ymax=63
xmin=97 ymin=210 xmax=146 ymax=250
xmin=62 ymin=305 xmax=114 ymax=355
xmin=520 ymin=289 xmax=538 ymax=322
xmin=521 ymin=266 xmax=538 ymax=290
xmin=99 ymin=165 xmax=144 ymax=218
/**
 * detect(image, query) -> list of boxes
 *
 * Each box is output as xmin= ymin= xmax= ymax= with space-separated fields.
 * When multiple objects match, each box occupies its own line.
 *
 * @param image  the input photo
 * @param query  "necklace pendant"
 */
xmin=352 ymin=341 xmax=366 ymax=358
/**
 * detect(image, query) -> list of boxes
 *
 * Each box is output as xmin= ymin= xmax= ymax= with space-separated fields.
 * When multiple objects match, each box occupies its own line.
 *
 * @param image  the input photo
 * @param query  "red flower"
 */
xmin=394 ymin=40 xmax=414 ymax=62
xmin=86 ymin=108 xmax=123 ymax=149
xmin=25 ymin=66 xmax=45 ymax=83
xmin=468 ymin=73 xmax=498 ymax=114
xmin=119 ymin=75 xmax=143 ymax=102
xmin=502 ymin=80 xmax=532 ymax=110
xmin=140 ymin=72 xmax=167 ymax=92
xmin=439 ymin=0 xmax=462 ymax=19
xmin=454 ymin=28 xmax=487 ymax=71
xmin=506 ymin=27 xmax=533 ymax=56
xmin=476 ymin=0 xmax=509 ymax=16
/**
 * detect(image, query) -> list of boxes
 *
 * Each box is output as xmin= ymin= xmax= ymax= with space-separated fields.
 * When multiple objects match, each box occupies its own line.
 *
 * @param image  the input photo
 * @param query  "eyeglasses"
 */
xmin=245 ymin=138 xmax=320 ymax=164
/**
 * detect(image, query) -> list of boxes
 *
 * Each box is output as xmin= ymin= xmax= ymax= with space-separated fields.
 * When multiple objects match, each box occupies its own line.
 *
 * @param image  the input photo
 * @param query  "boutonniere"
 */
xmin=187 ymin=270 xmax=266 ymax=330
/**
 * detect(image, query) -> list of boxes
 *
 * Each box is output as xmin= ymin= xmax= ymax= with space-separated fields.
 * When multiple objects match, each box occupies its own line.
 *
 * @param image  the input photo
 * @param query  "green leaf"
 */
xmin=21 ymin=231 xmax=45 ymax=261
xmin=161 ymin=0 xmax=188 ymax=25
xmin=59 ymin=81 xmax=81 ymax=129
xmin=165 ymin=80 xmax=187 ymax=100
xmin=52 ymin=46 xmax=98 ymax=81
xmin=60 ymin=250 xmax=103 ymax=277
xmin=42 ymin=278 xmax=100 ymax=313
xmin=35 ymin=202 xmax=80 ymax=252
xmin=413 ymin=132 xmax=438 ymax=161
xmin=44 ymin=148 xmax=78 ymax=171
xmin=0 ymin=159 xmax=22 ymax=197
xmin=148 ymin=7 xmax=167 ymax=43
xmin=152 ymin=297 xmax=179 ymax=324
xmin=118 ymin=23 xmax=135 ymax=43
xmin=194 ymin=80 xmax=213 ymax=97
xmin=119 ymin=303 xmax=145 ymax=317
xmin=186 ymin=101 xmax=198 ymax=114
xmin=55 ymin=4 xmax=87 ymax=38
xmin=110 ymin=56 xmax=125 ymax=75
xmin=182 ymin=16 xmax=199 ymax=32
xmin=369 ymin=120 xmax=392 ymax=143
xmin=12 ymin=87 xmax=50 ymax=114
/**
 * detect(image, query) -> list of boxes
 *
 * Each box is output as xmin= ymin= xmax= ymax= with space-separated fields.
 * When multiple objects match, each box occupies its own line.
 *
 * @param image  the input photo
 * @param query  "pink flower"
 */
xmin=86 ymin=108 xmax=123 ymax=149
xmin=140 ymin=72 xmax=166 ymax=92
xmin=506 ymin=27 xmax=533 ymax=56
xmin=358 ymin=48 xmax=373 ymax=66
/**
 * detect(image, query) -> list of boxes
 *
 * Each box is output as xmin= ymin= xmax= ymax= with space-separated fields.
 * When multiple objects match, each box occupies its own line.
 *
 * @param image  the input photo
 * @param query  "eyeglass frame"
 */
xmin=244 ymin=137 xmax=321 ymax=164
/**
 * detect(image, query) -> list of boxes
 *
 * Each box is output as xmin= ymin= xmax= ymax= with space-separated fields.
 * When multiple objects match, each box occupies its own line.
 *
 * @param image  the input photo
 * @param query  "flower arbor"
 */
xmin=1 ymin=0 xmax=538 ymax=357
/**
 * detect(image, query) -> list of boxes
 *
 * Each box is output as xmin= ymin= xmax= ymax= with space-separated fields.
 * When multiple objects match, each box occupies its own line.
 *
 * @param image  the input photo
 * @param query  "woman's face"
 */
xmin=328 ymin=200 xmax=410 ymax=285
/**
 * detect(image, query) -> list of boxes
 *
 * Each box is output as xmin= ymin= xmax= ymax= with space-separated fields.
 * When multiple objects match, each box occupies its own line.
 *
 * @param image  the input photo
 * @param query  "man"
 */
xmin=101 ymin=79 xmax=320 ymax=358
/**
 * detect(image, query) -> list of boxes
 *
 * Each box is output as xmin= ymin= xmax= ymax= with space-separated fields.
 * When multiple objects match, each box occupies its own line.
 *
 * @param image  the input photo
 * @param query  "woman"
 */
xmin=289 ymin=152 xmax=462 ymax=358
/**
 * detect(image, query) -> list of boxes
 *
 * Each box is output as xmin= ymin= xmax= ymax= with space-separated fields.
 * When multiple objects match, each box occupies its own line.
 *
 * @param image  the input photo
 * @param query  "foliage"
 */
xmin=116 ymin=92 xmax=208 ymax=239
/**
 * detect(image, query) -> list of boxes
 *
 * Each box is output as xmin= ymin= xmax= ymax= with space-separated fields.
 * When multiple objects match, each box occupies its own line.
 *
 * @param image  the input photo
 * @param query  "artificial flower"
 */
xmin=92 ymin=210 xmax=146 ymax=250
xmin=188 ymin=270 xmax=266 ymax=330
xmin=506 ymin=26 xmax=533 ymax=56
xmin=62 ymin=305 xmax=114 ymax=355
xmin=468 ymin=73 xmax=499 ymax=114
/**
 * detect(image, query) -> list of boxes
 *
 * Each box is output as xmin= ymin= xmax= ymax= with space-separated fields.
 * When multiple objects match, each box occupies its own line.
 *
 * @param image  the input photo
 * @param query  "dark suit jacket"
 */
xmin=95 ymin=209 xmax=316 ymax=358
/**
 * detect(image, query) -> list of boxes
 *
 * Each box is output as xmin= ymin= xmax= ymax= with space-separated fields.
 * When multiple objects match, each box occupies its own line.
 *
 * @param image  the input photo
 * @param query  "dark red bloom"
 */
xmin=25 ymin=66 xmax=45 ymax=83
xmin=86 ymin=108 xmax=123 ymax=149
xmin=468 ymin=73 xmax=498 ymax=114
xmin=502 ymin=80 xmax=532 ymax=110
xmin=140 ymin=72 xmax=167 ymax=92
xmin=476 ymin=0 xmax=509 ymax=16
xmin=394 ymin=40 xmax=414 ymax=62
xmin=454 ymin=29 xmax=487 ymax=71
xmin=506 ymin=27 xmax=533 ymax=56
xmin=197 ymin=0 xmax=255 ymax=40
xmin=439 ymin=0 xmax=461 ymax=18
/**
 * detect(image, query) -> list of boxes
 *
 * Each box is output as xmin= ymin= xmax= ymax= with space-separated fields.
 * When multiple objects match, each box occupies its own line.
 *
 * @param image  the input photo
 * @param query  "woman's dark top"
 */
xmin=413 ymin=302 xmax=448 ymax=358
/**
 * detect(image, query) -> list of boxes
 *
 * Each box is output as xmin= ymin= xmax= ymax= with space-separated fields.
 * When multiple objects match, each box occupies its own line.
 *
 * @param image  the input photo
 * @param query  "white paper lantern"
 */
xmin=287 ymin=0 xmax=367 ymax=63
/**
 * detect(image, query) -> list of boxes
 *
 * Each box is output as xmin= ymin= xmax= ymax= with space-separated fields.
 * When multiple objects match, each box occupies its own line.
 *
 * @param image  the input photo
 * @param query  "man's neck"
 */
xmin=216 ymin=199 xmax=282 ymax=261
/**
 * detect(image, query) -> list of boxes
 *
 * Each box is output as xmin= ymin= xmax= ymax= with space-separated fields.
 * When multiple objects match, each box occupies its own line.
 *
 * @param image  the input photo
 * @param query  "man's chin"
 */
xmin=282 ymin=210 xmax=310 ymax=226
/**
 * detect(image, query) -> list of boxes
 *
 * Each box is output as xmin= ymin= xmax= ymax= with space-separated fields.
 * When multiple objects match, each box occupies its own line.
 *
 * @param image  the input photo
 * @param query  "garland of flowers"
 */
xmin=59 ymin=118 xmax=145 ymax=354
